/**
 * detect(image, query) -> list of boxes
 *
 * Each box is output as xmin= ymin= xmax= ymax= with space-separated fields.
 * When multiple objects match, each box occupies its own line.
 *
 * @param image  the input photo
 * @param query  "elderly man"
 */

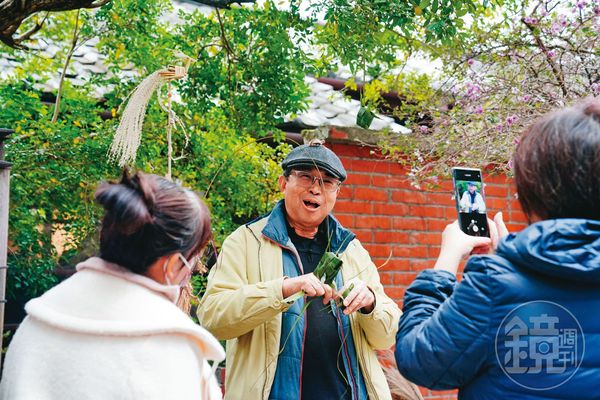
xmin=459 ymin=182 xmax=486 ymax=214
xmin=198 ymin=140 xmax=402 ymax=400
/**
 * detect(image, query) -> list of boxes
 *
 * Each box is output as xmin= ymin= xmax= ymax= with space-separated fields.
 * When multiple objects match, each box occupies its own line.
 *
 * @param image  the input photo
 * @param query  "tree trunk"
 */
xmin=0 ymin=0 xmax=256 ymax=49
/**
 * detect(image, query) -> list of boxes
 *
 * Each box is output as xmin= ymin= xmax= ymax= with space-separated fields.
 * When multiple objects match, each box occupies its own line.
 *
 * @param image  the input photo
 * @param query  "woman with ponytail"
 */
xmin=0 ymin=170 xmax=224 ymax=400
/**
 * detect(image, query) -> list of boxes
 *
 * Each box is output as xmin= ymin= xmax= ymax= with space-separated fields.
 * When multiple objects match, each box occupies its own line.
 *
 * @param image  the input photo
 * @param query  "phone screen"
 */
xmin=452 ymin=167 xmax=490 ymax=237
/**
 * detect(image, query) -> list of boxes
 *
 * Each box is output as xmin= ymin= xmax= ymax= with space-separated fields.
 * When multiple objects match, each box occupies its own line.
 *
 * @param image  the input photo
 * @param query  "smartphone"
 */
xmin=451 ymin=167 xmax=490 ymax=237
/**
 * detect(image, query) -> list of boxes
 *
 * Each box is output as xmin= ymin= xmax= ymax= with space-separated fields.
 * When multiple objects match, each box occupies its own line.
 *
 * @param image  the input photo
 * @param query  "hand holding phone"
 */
xmin=452 ymin=167 xmax=490 ymax=237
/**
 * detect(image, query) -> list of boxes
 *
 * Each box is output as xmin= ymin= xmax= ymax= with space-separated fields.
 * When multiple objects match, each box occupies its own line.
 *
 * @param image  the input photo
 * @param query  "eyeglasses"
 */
xmin=289 ymin=170 xmax=341 ymax=192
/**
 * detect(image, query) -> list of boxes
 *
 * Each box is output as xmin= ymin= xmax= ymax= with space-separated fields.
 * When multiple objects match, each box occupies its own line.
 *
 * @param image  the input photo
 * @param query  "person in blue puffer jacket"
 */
xmin=395 ymin=98 xmax=600 ymax=399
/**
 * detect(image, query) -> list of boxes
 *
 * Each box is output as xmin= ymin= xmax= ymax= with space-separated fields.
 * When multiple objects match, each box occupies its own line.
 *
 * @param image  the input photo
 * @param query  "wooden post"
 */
xmin=0 ymin=128 xmax=13 ymax=359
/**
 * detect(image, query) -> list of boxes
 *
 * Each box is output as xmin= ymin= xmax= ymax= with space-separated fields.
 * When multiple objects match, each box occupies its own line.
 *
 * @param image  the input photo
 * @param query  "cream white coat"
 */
xmin=0 ymin=257 xmax=225 ymax=400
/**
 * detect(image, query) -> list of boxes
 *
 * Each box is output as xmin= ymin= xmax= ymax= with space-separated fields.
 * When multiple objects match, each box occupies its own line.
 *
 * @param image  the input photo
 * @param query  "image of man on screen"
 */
xmin=459 ymin=182 xmax=486 ymax=214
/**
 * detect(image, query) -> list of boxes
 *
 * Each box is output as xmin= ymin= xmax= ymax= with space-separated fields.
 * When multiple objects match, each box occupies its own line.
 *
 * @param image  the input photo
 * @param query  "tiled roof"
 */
xmin=299 ymin=77 xmax=410 ymax=134
xmin=0 ymin=2 xmax=410 ymax=135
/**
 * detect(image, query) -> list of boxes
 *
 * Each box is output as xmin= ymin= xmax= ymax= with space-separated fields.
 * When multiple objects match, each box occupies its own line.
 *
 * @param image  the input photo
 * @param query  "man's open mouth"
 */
xmin=303 ymin=199 xmax=320 ymax=209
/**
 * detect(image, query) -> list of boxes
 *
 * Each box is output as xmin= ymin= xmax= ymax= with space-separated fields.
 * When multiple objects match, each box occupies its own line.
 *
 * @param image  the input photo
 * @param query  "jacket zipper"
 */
xmin=268 ymin=237 xmax=306 ymax=399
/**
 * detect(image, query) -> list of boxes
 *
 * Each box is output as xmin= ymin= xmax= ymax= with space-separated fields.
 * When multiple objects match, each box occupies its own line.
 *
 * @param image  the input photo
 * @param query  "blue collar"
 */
xmin=257 ymin=200 xmax=355 ymax=254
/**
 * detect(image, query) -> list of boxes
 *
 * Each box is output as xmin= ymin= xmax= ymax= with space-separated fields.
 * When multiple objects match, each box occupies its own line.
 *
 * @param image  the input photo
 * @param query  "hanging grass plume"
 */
xmin=108 ymin=52 xmax=195 ymax=168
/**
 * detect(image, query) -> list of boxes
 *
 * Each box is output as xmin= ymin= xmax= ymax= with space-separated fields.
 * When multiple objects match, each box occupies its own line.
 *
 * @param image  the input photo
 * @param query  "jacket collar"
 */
xmin=255 ymin=200 xmax=355 ymax=254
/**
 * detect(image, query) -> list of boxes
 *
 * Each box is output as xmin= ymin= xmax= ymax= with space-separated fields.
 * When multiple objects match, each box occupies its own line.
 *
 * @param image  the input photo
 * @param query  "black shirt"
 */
xmin=286 ymin=221 xmax=351 ymax=400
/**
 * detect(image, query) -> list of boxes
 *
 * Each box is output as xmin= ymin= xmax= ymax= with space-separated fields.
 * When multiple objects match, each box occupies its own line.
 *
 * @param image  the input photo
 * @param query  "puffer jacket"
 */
xmin=395 ymin=219 xmax=600 ymax=399
xmin=198 ymin=201 xmax=402 ymax=400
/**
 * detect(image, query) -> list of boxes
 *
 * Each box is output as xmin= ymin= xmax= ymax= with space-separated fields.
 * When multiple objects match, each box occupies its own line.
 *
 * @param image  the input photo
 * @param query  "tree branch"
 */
xmin=187 ymin=0 xmax=256 ymax=8
xmin=51 ymin=9 xmax=81 ymax=123
xmin=0 ymin=0 xmax=105 ymax=49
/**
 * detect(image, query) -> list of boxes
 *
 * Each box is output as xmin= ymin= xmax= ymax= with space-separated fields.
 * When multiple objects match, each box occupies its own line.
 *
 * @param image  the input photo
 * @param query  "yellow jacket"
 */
xmin=198 ymin=215 xmax=401 ymax=400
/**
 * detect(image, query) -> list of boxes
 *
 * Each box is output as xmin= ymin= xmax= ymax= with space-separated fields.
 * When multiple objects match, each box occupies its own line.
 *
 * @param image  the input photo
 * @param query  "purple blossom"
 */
xmin=522 ymin=95 xmax=532 ymax=102
xmin=595 ymin=6 xmax=600 ymax=15
xmin=592 ymin=83 xmax=600 ymax=94
xmin=558 ymin=15 xmax=568 ymax=26
xmin=508 ymin=159 xmax=514 ymax=170
xmin=513 ymin=137 xmax=521 ymax=145
xmin=524 ymin=16 xmax=538 ymax=25
xmin=506 ymin=115 xmax=519 ymax=125
xmin=467 ymin=59 xmax=475 ymax=66
xmin=551 ymin=23 xmax=563 ymax=33
xmin=465 ymin=82 xmax=481 ymax=98
xmin=495 ymin=123 xmax=505 ymax=132
xmin=576 ymin=0 xmax=588 ymax=9
xmin=419 ymin=125 xmax=429 ymax=133
xmin=547 ymin=50 xmax=556 ymax=57
xmin=474 ymin=105 xmax=484 ymax=114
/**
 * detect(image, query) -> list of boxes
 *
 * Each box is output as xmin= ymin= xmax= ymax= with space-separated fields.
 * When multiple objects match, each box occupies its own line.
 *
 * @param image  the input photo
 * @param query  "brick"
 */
xmin=505 ymin=223 xmax=527 ymax=233
xmin=372 ymin=176 xmax=414 ymax=190
xmin=483 ymin=184 xmax=509 ymax=198
xmin=485 ymin=174 xmax=510 ymax=184
xmin=353 ymin=229 xmax=372 ymax=243
xmin=393 ymin=273 xmax=418 ymax=286
xmin=392 ymin=190 xmax=427 ymax=204
xmin=410 ymin=205 xmax=446 ymax=218
xmin=425 ymin=192 xmax=455 ymax=206
xmin=338 ymin=156 xmax=356 ymax=168
xmin=335 ymin=214 xmax=354 ymax=227
xmin=374 ymin=258 xmax=410 ymax=271
xmin=443 ymin=206 xmax=461 ymax=219
xmin=344 ymin=173 xmax=371 ymax=186
xmin=393 ymin=217 xmax=426 ymax=231
xmin=350 ymin=159 xmax=390 ymax=174
xmin=364 ymin=244 xmax=395 ymax=258
xmin=410 ymin=259 xmax=434 ymax=271
xmin=508 ymin=198 xmax=522 ymax=211
xmin=355 ymin=215 xmax=392 ymax=229
xmin=485 ymin=197 xmax=511 ymax=210
xmin=330 ymin=143 xmax=379 ymax=158
xmin=384 ymin=286 xmax=406 ymax=300
xmin=510 ymin=210 xmax=529 ymax=223
xmin=428 ymin=245 xmax=441 ymax=258
xmin=426 ymin=219 xmax=448 ymax=232
xmin=337 ymin=187 xmax=354 ymax=199
xmin=379 ymin=271 xmax=394 ymax=285
xmin=329 ymin=127 xmax=349 ymax=140
xmin=354 ymin=187 xmax=388 ymax=202
xmin=372 ymin=203 xmax=411 ymax=216
xmin=373 ymin=231 xmax=410 ymax=244
xmin=393 ymin=246 xmax=428 ymax=258
xmin=334 ymin=200 xmax=372 ymax=214
xmin=409 ymin=232 xmax=440 ymax=245
xmin=389 ymin=162 xmax=409 ymax=175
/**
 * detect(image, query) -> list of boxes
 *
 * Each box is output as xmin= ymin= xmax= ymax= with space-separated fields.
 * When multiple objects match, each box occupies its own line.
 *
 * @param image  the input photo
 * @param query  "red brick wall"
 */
xmin=329 ymin=141 xmax=528 ymax=400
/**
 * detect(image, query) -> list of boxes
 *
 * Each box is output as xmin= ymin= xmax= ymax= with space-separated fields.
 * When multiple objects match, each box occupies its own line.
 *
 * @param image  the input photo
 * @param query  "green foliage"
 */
xmin=1 ymin=79 xmax=117 ymax=300
xmin=0 ymin=0 xmax=496 ymax=303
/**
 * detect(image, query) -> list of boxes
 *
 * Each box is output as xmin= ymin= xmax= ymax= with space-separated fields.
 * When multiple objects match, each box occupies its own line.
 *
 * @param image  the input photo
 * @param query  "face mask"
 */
xmin=162 ymin=254 xmax=194 ymax=291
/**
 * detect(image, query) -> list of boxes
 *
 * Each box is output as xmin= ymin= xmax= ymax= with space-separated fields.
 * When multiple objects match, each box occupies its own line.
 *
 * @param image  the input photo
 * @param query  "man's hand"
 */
xmin=282 ymin=273 xmax=334 ymax=304
xmin=338 ymin=279 xmax=375 ymax=315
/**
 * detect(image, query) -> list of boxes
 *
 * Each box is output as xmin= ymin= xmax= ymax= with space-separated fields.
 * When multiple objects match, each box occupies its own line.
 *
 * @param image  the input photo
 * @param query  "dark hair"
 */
xmin=513 ymin=98 xmax=600 ymax=221
xmin=94 ymin=170 xmax=211 ymax=274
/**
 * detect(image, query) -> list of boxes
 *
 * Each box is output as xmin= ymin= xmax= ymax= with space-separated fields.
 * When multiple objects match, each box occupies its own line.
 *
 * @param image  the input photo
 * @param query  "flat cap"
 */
xmin=282 ymin=139 xmax=347 ymax=181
